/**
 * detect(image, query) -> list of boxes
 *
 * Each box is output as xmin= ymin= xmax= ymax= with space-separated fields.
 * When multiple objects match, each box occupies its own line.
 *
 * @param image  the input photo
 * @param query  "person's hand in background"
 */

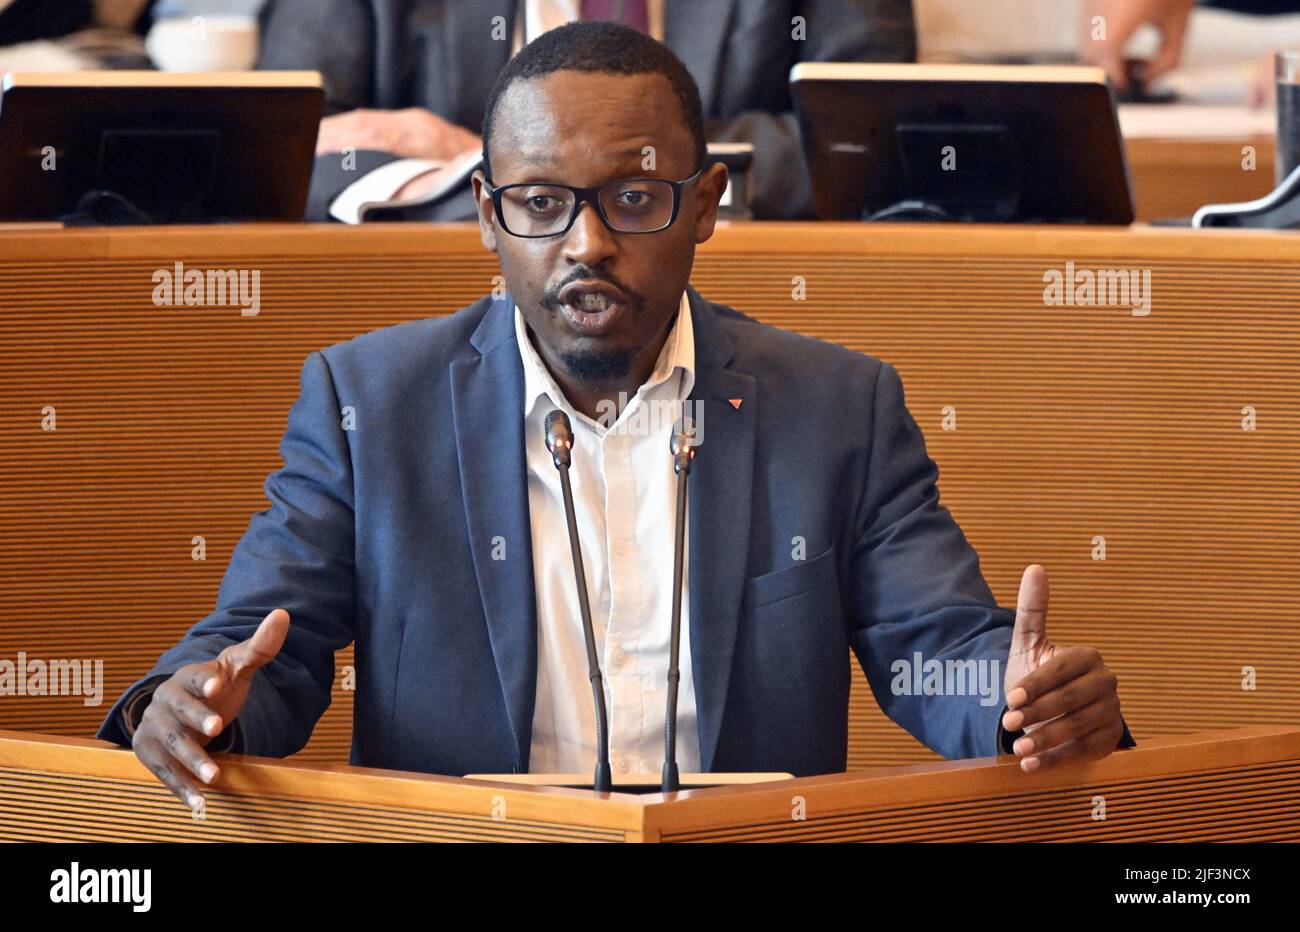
xmin=315 ymin=106 xmax=482 ymax=162
xmin=1083 ymin=0 xmax=1198 ymax=90
xmin=130 ymin=608 xmax=290 ymax=809
xmin=1248 ymin=50 xmax=1280 ymax=108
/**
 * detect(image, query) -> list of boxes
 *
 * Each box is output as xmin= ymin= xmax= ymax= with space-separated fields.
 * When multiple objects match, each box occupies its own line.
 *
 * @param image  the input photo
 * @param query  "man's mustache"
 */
xmin=544 ymin=270 xmax=639 ymax=308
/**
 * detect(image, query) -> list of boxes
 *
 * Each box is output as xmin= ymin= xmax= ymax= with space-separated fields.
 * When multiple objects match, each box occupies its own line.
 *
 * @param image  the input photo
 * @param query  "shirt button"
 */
xmin=611 ymin=647 xmax=627 ymax=666
xmin=614 ymin=539 xmax=628 ymax=556
xmin=610 ymin=436 xmax=624 ymax=450
xmin=615 ymin=757 xmax=630 ymax=773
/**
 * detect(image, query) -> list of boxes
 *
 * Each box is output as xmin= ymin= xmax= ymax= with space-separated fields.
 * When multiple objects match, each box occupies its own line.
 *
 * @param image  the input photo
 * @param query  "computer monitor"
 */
xmin=790 ymin=63 xmax=1134 ymax=225
xmin=0 ymin=71 xmax=324 ymax=223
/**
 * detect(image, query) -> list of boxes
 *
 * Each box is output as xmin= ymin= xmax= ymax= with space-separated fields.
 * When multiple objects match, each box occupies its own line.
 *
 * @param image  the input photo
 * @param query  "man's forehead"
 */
xmin=493 ymin=73 xmax=689 ymax=181
xmin=503 ymin=68 xmax=676 ymax=109
xmin=499 ymin=72 xmax=683 ymax=135
xmin=511 ymin=145 xmax=647 ymax=173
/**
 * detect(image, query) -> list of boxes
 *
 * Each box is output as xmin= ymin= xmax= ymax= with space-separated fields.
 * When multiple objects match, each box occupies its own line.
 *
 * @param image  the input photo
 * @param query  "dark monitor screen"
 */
xmin=0 ymin=71 xmax=323 ymax=223
xmin=791 ymin=63 xmax=1135 ymax=225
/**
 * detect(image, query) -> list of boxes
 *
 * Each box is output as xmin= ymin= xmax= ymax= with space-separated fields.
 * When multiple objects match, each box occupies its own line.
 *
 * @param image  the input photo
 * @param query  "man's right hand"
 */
xmin=131 ymin=608 xmax=290 ymax=809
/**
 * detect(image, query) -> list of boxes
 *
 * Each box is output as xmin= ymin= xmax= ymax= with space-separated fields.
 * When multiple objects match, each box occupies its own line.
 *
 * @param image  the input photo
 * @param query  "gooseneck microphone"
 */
xmin=662 ymin=416 xmax=698 ymax=793
xmin=543 ymin=409 xmax=613 ymax=793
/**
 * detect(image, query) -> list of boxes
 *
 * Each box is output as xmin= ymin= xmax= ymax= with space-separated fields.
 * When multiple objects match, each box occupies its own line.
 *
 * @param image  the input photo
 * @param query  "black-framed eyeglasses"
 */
xmin=483 ymin=167 xmax=704 ymax=237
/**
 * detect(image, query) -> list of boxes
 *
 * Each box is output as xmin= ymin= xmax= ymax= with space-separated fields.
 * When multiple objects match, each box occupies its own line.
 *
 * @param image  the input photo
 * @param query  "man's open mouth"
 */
xmin=557 ymin=282 xmax=627 ymax=336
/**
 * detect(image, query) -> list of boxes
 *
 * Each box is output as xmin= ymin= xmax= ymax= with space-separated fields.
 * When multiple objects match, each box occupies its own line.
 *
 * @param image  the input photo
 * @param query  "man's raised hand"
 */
xmin=1001 ymin=566 xmax=1125 ymax=773
xmin=131 ymin=608 xmax=290 ymax=809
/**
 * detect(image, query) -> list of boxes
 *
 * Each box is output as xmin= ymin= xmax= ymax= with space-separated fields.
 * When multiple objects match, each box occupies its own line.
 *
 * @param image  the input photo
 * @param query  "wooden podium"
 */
xmin=2 ymin=726 xmax=1297 ymax=842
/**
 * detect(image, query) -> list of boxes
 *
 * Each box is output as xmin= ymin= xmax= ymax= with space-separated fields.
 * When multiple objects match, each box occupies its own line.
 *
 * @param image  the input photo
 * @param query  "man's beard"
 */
xmin=540 ymin=279 xmax=639 ymax=384
xmin=559 ymin=347 xmax=633 ymax=383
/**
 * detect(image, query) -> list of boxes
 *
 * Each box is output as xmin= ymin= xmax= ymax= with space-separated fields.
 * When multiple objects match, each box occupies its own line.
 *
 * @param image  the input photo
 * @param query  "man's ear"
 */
xmin=470 ymin=169 xmax=498 ymax=252
xmin=693 ymin=162 xmax=729 ymax=244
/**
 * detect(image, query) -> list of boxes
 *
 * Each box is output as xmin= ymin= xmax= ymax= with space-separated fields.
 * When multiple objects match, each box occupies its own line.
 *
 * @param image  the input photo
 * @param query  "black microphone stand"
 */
xmin=544 ymin=410 xmax=613 ymax=793
xmin=662 ymin=417 xmax=697 ymax=793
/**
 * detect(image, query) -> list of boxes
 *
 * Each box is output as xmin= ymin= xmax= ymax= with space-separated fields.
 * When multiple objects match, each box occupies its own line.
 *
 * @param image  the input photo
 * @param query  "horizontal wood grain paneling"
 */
xmin=3 ymin=727 xmax=1296 ymax=842
xmin=1126 ymin=136 xmax=1276 ymax=223
xmin=0 ymin=730 xmax=635 ymax=841
xmin=648 ymin=726 xmax=1300 ymax=842
xmin=1 ymin=222 xmax=1296 ymax=771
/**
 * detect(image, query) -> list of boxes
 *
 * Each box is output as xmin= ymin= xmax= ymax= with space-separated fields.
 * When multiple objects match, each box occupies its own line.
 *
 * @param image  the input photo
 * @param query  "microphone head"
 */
xmin=670 ymin=415 xmax=698 ymax=461
xmin=544 ymin=408 xmax=574 ymax=468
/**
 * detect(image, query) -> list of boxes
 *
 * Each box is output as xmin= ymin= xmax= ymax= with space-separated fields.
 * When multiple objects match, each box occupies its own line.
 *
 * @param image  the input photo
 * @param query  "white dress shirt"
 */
xmin=516 ymin=290 xmax=699 ymax=776
xmin=330 ymin=0 xmax=667 ymax=221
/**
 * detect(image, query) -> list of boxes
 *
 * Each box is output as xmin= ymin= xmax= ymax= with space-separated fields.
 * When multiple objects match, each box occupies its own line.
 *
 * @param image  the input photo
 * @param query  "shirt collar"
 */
xmin=514 ymin=290 xmax=695 ymax=429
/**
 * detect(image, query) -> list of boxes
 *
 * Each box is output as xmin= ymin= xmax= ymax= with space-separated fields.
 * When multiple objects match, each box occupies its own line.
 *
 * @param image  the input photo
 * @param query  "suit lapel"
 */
xmin=684 ymin=286 xmax=755 ymax=770
xmin=663 ymin=0 xmax=736 ymax=114
xmin=448 ymin=287 xmax=754 ymax=773
xmin=449 ymin=293 xmax=537 ymax=771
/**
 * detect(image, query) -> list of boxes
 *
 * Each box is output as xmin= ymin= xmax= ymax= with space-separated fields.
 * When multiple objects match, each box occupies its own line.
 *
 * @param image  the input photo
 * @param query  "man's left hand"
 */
xmin=1001 ymin=564 xmax=1126 ymax=773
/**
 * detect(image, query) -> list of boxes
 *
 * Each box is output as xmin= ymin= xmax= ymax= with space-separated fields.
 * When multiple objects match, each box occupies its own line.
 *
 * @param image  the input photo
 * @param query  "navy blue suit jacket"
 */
xmin=98 ymin=286 xmax=1130 ymax=776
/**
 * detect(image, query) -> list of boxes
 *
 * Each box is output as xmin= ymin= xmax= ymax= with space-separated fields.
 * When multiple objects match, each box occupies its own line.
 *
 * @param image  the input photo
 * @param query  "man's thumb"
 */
xmin=1010 ymin=564 xmax=1049 ymax=655
xmin=230 ymin=608 xmax=290 ymax=677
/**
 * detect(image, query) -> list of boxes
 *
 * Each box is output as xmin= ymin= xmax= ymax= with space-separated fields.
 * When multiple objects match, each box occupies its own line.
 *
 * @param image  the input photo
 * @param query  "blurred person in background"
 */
xmin=1084 ymin=0 xmax=1300 ymax=96
xmin=252 ymin=0 xmax=918 ymax=222
xmin=151 ymin=0 xmax=265 ymax=14
xmin=913 ymin=0 xmax=1079 ymax=64
xmin=0 ymin=1 xmax=155 ymax=70
xmin=913 ymin=1 xmax=1298 ymax=105
xmin=0 ymin=0 xmax=94 ymax=45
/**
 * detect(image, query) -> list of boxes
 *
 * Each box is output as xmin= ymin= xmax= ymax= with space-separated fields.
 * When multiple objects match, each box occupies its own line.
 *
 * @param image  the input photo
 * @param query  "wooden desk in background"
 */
xmin=1126 ymin=136 xmax=1276 ymax=222
xmin=3 ymin=727 xmax=1297 ymax=841
xmin=0 ymin=221 xmax=1296 ymax=773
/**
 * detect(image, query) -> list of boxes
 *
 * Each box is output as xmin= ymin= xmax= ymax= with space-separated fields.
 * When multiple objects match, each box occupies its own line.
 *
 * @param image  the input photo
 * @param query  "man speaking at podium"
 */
xmin=98 ymin=21 xmax=1133 ymax=809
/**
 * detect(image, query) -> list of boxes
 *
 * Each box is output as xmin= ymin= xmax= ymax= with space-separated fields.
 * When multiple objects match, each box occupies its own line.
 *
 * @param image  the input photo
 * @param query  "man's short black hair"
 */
xmin=481 ymin=20 xmax=707 ymax=182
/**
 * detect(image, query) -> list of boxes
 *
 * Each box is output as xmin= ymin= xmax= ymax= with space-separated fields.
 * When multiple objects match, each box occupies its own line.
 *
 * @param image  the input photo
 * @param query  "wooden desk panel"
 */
xmin=0 ymin=222 xmax=1297 ymax=771
xmin=646 ymin=726 xmax=1300 ymax=842
xmin=3 ymin=727 xmax=1297 ymax=842
xmin=0 ymin=729 xmax=640 ymax=842
xmin=1126 ymin=136 xmax=1276 ymax=222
